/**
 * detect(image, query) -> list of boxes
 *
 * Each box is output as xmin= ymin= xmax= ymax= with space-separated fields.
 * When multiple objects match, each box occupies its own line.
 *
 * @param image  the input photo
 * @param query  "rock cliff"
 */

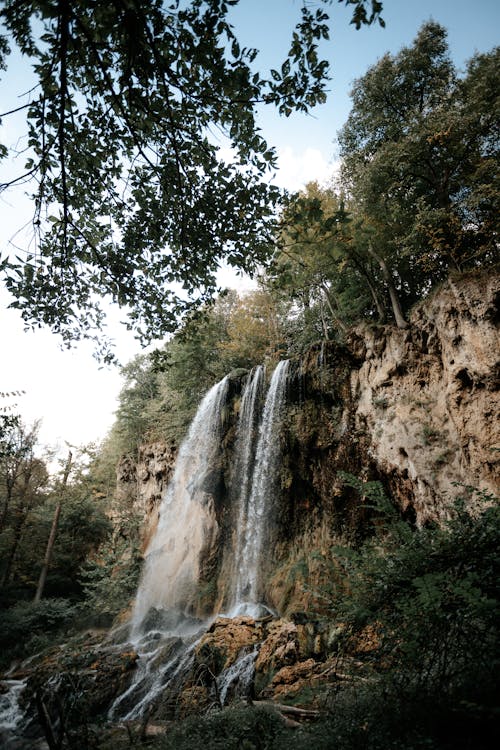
xmin=116 ymin=441 xmax=177 ymax=551
xmin=117 ymin=271 xmax=499 ymax=615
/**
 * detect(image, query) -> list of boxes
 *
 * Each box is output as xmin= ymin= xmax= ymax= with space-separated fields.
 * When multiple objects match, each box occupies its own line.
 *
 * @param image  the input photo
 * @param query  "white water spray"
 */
xmin=132 ymin=377 xmax=229 ymax=633
xmin=230 ymin=360 xmax=290 ymax=615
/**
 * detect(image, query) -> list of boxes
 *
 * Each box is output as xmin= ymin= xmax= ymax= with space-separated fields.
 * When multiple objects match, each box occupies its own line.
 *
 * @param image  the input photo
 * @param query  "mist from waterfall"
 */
xmin=131 ymin=376 xmax=229 ymax=634
xmin=229 ymin=360 xmax=290 ymax=616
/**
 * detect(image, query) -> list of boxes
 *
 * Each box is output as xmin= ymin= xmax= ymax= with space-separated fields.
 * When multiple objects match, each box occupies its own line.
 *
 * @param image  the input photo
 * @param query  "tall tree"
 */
xmin=0 ymin=418 xmax=42 ymax=533
xmin=269 ymin=183 xmax=379 ymax=341
xmin=0 ymin=0 xmax=383 ymax=359
xmin=34 ymin=450 xmax=72 ymax=603
xmin=0 ymin=419 xmax=48 ymax=588
xmin=339 ymin=23 xmax=499 ymax=317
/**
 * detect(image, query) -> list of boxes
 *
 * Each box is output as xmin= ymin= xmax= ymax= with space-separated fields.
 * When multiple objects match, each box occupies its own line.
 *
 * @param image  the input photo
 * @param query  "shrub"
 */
xmin=152 ymin=705 xmax=286 ymax=750
xmin=0 ymin=598 xmax=77 ymax=665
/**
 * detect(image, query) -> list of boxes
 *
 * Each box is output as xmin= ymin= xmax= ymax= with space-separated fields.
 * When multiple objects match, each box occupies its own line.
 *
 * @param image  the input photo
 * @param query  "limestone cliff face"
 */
xmin=116 ymin=271 xmax=499 ymax=615
xmin=348 ymin=271 xmax=499 ymax=523
xmin=116 ymin=441 xmax=177 ymax=550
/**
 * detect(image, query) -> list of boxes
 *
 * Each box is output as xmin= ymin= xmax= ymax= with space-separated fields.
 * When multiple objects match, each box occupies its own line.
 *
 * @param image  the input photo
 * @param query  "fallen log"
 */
xmin=252 ymin=700 xmax=320 ymax=718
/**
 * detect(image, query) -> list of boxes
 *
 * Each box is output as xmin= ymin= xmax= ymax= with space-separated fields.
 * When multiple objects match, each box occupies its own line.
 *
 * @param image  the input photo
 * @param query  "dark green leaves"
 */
xmin=0 ymin=1 xmax=383 ymax=356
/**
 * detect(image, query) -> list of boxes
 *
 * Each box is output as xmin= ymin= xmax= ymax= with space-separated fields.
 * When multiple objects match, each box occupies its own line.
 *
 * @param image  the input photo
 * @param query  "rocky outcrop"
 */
xmin=265 ymin=272 xmax=499 ymax=614
xmin=349 ymin=271 xmax=499 ymax=524
xmin=116 ymin=441 xmax=177 ymax=549
xmin=117 ymin=271 xmax=499 ymax=616
xmin=174 ymin=615 xmax=370 ymax=717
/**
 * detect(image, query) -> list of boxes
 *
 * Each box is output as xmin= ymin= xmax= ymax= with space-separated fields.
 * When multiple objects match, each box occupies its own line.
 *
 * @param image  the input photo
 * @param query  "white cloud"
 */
xmin=272 ymin=146 xmax=339 ymax=192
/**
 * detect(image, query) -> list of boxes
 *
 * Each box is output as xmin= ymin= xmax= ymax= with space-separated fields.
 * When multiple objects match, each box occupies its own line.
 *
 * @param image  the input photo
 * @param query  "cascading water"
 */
xmin=229 ymin=360 xmax=290 ymax=616
xmin=132 ymin=375 xmax=229 ymax=634
xmin=0 ymin=680 xmax=26 ymax=739
xmin=228 ymin=365 xmax=264 ymax=609
xmin=3 ymin=362 xmax=294 ymax=733
xmin=216 ymin=646 xmax=258 ymax=706
xmin=113 ymin=361 xmax=290 ymax=718
xmin=109 ymin=376 xmax=230 ymax=719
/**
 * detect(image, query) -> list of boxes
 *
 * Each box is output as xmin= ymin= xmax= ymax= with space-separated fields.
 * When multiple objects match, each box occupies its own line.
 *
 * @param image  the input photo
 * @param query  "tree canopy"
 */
xmin=338 ymin=23 xmax=499 ymax=309
xmin=267 ymin=23 xmax=499 ymax=338
xmin=0 ymin=0 xmax=383 ymax=360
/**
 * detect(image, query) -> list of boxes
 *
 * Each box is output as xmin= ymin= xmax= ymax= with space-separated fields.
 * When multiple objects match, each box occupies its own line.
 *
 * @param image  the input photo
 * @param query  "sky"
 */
xmin=0 ymin=0 xmax=498 ymax=457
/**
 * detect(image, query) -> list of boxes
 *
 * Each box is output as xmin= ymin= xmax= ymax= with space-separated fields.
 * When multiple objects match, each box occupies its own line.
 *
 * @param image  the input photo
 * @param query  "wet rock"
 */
xmin=195 ymin=616 xmax=263 ymax=674
xmin=177 ymin=685 xmax=211 ymax=718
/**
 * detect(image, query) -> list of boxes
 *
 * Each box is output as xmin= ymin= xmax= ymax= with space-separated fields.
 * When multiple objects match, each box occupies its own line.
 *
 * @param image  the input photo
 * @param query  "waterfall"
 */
xmin=0 ymin=680 xmax=26 ymax=733
xmin=230 ymin=360 xmax=290 ymax=616
xmin=111 ymin=362 xmax=290 ymax=719
xmin=131 ymin=376 xmax=229 ymax=634
xmin=217 ymin=646 xmax=258 ymax=705
xmin=229 ymin=365 xmax=264 ymax=608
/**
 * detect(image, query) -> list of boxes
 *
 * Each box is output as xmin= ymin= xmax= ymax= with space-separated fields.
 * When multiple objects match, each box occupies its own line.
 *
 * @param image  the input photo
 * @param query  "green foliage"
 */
xmin=271 ymin=681 xmax=496 ymax=749
xmin=331 ymin=482 xmax=499 ymax=697
xmin=267 ymin=25 xmax=498 ymax=341
xmin=0 ymin=0 xmax=381 ymax=358
xmin=152 ymin=705 xmax=286 ymax=750
xmin=0 ymin=419 xmax=49 ymax=595
xmin=339 ymin=23 xmax=499 ymax=311
xmin=13 ymin=484 xmax=112 ymax=600
xmin=103 ymin=289 xmax=290 ymax=454
xmin=0 ymin=597 xmax=77 ymax=666
xmin=268 ymin=183 xmax=371 ymax=344
xmin=283 ymin=482 xmax=500 ymax=750
xmin=79 ymin=513 xmax=142 ymax=623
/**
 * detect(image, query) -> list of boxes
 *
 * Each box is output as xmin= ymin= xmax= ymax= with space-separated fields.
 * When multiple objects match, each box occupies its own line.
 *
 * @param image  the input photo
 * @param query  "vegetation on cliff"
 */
xmin=0 ymin=15 xmax=498 ymax=749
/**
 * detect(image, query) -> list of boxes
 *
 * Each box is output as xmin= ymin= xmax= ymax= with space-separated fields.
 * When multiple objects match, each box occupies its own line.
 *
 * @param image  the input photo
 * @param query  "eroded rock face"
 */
xmin=350 ymin=272 xmax=499 ymax=524
xmin=196 ymin=617 xmax=263 ymax=673
xmin=176 ymin=615 xmax=369 ymax=714
xmin=6 ymin=632 xmax=139 ymax=746
xmin=263 ymin=272 xmax=499 ymax=614
xmin=116 ymin=441 xmax=177 ymax=549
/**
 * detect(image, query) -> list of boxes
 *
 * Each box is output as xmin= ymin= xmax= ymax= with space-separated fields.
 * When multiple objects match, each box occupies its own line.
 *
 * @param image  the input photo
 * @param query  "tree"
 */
xmin=0 ymin=0 xmax=384 ymax=360
xmin=0 ymin=419 xmax=49 ymax=589
xmin=14 ymin=448 xmax=112 ymax=599
xmin=339 ymin=23 xmax=499 ymax=318
xmin=34 ymin=450 xmax=72 ymax=602
xmin=268 ymin=182 xmax=380 ymax=342
xmin=216 ymin=288 xmax=289 ymax=368
xmin=0 ymin=418 xmax=43 ymax=531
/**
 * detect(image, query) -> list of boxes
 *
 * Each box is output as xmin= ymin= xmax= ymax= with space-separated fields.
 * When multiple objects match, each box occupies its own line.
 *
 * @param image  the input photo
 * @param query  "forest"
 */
xmin=0 ymin=4 xmax=499 ymax=749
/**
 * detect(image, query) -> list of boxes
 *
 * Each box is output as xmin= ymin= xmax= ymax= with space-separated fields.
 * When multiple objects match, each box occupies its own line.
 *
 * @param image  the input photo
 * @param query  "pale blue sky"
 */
xmin=0 ymin=0 xmax=498 ymax=451
xmin=229 ymin=0 xmax=499 ymax=162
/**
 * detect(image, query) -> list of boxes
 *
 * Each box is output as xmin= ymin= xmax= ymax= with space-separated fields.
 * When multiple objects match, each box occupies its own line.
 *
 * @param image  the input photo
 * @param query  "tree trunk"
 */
xmin=365 ymin=274 xmax=387 ymax=322
xmin=1 ymin=465 xmax=34 ymax=587
xmin=367 ymin=244 xmax=408 ymax=329
xmin=320 ymin=283 xmax=348 ymax=334
xmin=0 ymin=470 xmax=17 ymax=533
xmin=1 ymin=510 xmax=27 ymax=587
xmin=34 ymin=451 xmax=72 ymax=603
xmin=319 ymin=299 xmax=331 ymax=340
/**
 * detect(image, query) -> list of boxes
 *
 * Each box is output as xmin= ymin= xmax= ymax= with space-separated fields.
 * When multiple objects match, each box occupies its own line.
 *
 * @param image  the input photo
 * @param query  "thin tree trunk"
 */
xmin=34 ymin=451 xmax=72 ymax=603
xmin=1 ymin=465 xmax=33 ymax=587
xmin=1 ymin=511 xmax=27 ymax=587
xmin=0 ymin=471 xmax=17 ymax=533
xmin=365 ymin=274 xmax=387 ymax=322
xmin=319 ymin=299 xmax=330 ymax=340
xmin=320 ymin=283 xmax=348 ymax=334
xmin=366 ymin=244 xmax=408 ymax=329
